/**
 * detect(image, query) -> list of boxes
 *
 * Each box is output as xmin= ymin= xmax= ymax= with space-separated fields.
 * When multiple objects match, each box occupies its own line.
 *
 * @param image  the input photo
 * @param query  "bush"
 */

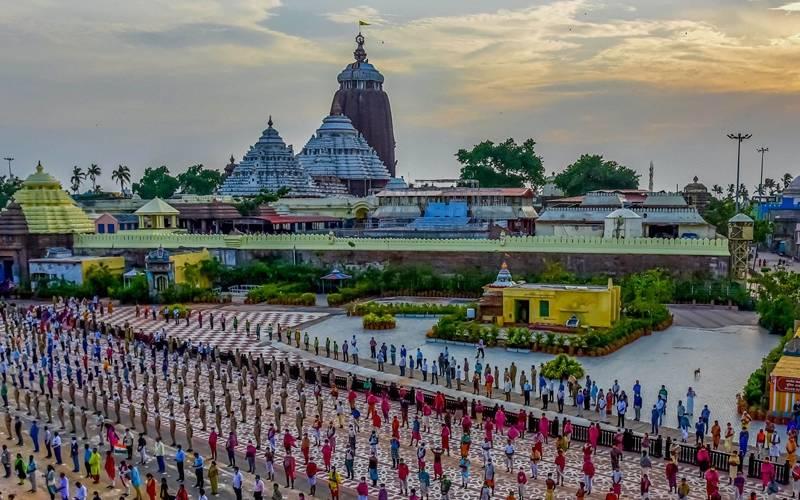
xmin=110 ymin=275 xmax=150 ymax=304
xmin=246 ymin=283 xmax=307 ymax=303
xmin=742 ymin=327 xmax=795 ymax=407
xmin=362 ymin=313 xmax=396 ymax=330
xmin=160 ymin=284 xmax=218 ymax=304
xmin=541 ymin=354 xmax=585 ymax=380
xmin=348 ymin=302 xmax=467 ymax=317
xmin=265 ymin=293 xmax=316 ymax=306
xmin=506 ymin=327 xmax=532 ymax=348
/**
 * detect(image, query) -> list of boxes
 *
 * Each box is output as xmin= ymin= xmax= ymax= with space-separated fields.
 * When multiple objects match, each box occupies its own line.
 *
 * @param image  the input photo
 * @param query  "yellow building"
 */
xmin=29 ymin=252 xmax=124 ymax=288
xmin=768 ymin=327 xmax=800 ymax=419
xmin=144 ymin=247 xmax=210 ymax=292
xmin=501 ymin=281 xmax=621 ymax=328
xmin=135 ymin=198 xmax=179 ymax=230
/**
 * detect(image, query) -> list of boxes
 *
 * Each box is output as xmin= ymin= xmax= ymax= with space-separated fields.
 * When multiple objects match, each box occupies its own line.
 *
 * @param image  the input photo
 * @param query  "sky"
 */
xmin=1 ymin=0 xmax=800 ymax=192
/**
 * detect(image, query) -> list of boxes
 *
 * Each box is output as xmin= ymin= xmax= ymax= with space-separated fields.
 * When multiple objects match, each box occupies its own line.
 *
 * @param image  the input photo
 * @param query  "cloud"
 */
xmin=324 ymin=6 xmax=386 ymax=25
xmin=772 ymin=2 xmax=800 ymax=11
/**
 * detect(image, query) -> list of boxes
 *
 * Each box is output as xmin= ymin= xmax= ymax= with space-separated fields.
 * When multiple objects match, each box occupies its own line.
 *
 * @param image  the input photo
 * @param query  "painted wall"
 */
xmin=500 ymin=283 xmax=621 ymax=328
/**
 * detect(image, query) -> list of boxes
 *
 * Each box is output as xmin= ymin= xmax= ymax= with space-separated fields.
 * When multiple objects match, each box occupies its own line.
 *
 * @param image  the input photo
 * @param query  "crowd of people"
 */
xmin=0 ymin=296 xmax=794 ymax=500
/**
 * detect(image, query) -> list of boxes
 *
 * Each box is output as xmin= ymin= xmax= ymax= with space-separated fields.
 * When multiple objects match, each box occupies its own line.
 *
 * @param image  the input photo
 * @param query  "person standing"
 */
xmin=232 ymin=466 xmax=244 ymax=500
xmin=208 ymin=460 xmax=219 ymax=495
xmin=175 ymin=445 xmax=186 ymax=483
xmin=193 ymin=452 xmax=205 ymax=490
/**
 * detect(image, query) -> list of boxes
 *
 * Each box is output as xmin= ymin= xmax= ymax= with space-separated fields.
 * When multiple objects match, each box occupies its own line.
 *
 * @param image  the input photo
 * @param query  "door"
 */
xmin=514 ymin=300 xmax=530 ymax=324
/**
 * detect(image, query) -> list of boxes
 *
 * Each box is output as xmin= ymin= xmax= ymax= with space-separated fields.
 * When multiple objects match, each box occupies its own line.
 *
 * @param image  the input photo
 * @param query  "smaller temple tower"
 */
xmin=728 ymin=213 xmax=754 ymax=281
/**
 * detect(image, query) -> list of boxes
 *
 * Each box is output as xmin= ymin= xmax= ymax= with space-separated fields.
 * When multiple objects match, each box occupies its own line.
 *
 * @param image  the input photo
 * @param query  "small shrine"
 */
xmin=478 ymin=262 xmax=516 ymax=321
xmin=135 ymin=197 xmax=179 ymax=229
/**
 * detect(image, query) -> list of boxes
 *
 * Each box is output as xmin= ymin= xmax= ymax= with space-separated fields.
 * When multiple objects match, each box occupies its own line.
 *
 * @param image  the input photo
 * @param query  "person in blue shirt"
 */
xmin=30 ymin=421 xmax=39 ymax=453
xmin=193 ymin=452 xmax=204 ymax=489
xmin=695 ymin=420 xmax=705 ymax=445
xmin=650 ymin=405 xmax=660 ymax=435
xmin=633 ymin=380 xmax=641 ymax=397
xmin=70 ymin=438 xmax=80 ymax=472
xmin=633 ymin=393 xmax=643 ymax=422
xmin=700 ymin=405 xmax=711 ymax=434
xmin=175 ymin=445 xmax=186 ymax=483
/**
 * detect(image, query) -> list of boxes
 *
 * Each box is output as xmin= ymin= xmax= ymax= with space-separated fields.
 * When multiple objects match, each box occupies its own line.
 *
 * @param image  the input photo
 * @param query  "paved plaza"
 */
xmin=307 ymin=308 xmax=778 ymax=436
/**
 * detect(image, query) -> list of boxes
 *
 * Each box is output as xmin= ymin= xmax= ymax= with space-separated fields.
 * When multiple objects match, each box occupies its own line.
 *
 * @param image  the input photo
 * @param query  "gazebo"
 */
xmin=320 ymin=268 xmax=352 ymax=292
xmin=123 ymin=268 xmax=144 ymax=286
xmin=135 ymin=197 xmax=179 ymax=229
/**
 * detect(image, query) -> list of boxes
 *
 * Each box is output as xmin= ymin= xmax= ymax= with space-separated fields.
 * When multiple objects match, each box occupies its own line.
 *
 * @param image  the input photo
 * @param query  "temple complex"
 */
xmin=219 ymin=117 xmax=321 ymax=197
xmin=0 ymin=162 xmax=95 ymax=283
xmin=297 ymin=114 xmax=390 ymax=196
xmin=330 ymin=32 xmax=396 ymax=176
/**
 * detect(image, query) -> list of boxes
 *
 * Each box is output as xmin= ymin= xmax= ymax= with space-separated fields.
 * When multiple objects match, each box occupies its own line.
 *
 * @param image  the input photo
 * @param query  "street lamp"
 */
xmin=727 ymin=133 xmax=752 ymax=212
xmin=757 ymin=147 xmax=769 ymax=197
xmin=2 ymin=157 xmax=13 ymax=178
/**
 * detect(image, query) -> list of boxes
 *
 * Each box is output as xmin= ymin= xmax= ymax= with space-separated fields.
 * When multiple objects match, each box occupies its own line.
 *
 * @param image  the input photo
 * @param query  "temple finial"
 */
xmin=267 ymin=115 xmax=273 ymax=128
xmin=354 ymin=32 xmax=367 ymax=63
xmin=36 ymin=161 xmax=43 ymax=173
xmin=693 ymin=175 xmax=699 ymax=183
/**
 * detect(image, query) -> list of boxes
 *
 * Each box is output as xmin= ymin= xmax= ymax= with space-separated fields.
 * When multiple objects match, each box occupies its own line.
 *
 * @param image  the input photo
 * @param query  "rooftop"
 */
xmin=135 ymin=197 xmax=179 ymax=215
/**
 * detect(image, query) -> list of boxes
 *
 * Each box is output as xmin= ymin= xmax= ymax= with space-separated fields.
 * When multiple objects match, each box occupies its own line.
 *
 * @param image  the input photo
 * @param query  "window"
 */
xmin=539 ymin=300 xmax=550 ymax=318
xmin=107 ymin=224 xmax=115 ymax=234
xmin=97 ymin=224 xmax=105 ymax=234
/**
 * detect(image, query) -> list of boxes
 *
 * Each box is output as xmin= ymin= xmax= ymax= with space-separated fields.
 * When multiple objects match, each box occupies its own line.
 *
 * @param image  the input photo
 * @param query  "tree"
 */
xmin=541 ymin=354 xmax=585 ymax=380
xmin=751 ymin=269 xmax=800 ymax=333
xmin=234 ymin=188 xmax=290 ymax=216
xmin=553 ymin=154 xmax=640 ymax=196
xmin=455 ymin=138 xmax=545 ymax=188
xmin=132 ymin=166 xmax=179 ymax=199
xmin=703 ymin=197 xmax=737 ymax=236
xmin=763 ymin=178 xmax=777 ymax=195
xmin=711 ymin=184 xmax=723 ymax=197
xmin=86 ymin=164 xmax=101 ymax=192
xmin=0 ymin=176 xmax=21 ymax=209
xmin=176 ymin=164 xmax=224 ymax=195
xmin=783 ymin=173 xmax=794 ymax=192
xmin=70 ymin=166 xmax=85 ymax=194
xmin=111 ymin=165 xmax=131 ymax=193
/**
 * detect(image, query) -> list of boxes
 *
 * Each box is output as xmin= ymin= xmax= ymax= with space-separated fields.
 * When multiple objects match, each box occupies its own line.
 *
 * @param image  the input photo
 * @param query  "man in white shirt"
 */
xmin=74 ymin=480 xmax=88 ymax=500
xmin=232 ymin=466 xmax=243 ymax=500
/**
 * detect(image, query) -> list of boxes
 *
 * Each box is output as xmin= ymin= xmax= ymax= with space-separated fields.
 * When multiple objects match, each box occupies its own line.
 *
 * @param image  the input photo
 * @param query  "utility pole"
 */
xmin=648 ymin=161 xmax=654 ymax=192
xmin=757 ymin=146 xmax=768 ymax=196
xmin=727 ymin=133 xmax=752 ymax=212
xmin=2 ymin=157 xmax=13 ymax=178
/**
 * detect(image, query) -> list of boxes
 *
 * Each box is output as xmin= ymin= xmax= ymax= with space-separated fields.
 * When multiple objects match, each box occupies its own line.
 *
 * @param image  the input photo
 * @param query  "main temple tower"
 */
xmin=330 ymin=32 xmax=396 ymax=177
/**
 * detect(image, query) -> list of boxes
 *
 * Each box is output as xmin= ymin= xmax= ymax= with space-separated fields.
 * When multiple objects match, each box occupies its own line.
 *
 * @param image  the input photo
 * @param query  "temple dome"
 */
xmin=683 ymin=176 xmax=708 ymax=192
xmin=220 ymin=116 xmax=321 ymax=197
xmin=336 ymin=33 xmax=384 ymax=84
xmin=11 ymin=162 xmax=95 ymax=234
xmin=297 ymin=114 xmax=390 ymax=196
xmin=784 ymin=176 xmax=800 ymax=196
xmin=489 ymin=262 xmax=516 ymax=287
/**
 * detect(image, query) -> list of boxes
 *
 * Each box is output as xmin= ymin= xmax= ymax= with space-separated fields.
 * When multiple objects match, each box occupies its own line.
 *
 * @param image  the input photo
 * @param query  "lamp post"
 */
xmin=756 ymin=147 xmax=768 ymax=196
xmin=2 ymin=157 xmax=13 ymax=178
xmin=727 ymin=133 xmax=752 ymax=212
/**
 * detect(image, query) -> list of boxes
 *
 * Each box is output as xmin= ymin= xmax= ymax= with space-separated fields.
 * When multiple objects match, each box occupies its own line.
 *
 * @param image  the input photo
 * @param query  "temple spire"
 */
xmin=354 ymin=32 xmax=367 ymax=63
xmin=267 ymin=115 xmax=274 ymax=128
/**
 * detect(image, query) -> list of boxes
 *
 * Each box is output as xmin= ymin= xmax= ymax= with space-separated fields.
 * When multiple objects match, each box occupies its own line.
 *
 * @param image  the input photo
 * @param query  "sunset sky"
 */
xmin=2 ymin=0 xmax=800 ymax=192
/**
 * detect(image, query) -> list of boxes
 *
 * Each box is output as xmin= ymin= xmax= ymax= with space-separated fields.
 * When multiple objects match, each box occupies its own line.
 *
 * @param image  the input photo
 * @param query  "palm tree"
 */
xmin=70 ymin=166 xmax=85 ymax=194
xmin=783 ymin=173 xmax=794 ymax=191
xmin=111 ymin=164 xmax=131 ymax=193
xmin=711 ymin=184 xmax=723 ymax=197
xmin=86 ymin=164 xmax=101 ymax=192
xmin=764 ymin=177 xmax=777 ymax=195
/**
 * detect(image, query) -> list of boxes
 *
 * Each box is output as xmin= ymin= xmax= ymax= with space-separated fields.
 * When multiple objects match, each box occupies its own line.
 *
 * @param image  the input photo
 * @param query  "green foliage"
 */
xmin=703 ymin=197 xmax=737 ymax=236
xmin=456 ymin=138 xmax=545 ymax=188
xmin=266 ymin=292 xmax=316 ymax=306
xmin=751 ymin=269 xmax=800 ymax=334
xmin=362 ymin=313 xmax=396 ymax=329
xmin=109 ymin=275 xmax=150 ymax=304
xmin=234 ymin=188 xmax=290 ymax=216
xmin=348 ymin=302 xmax=466 ymax=316
xmin=70 ymin=166 xmax=85 ymax=194
xmin=159 ymin=285 xmax=218 ymax=304
xmin=133 ymin=166 xmax=180 ymax=199
xmin=111 ymin=165 xmax=131 ymax=193
xmin=246 ymin=282 xmax=309 ymax=303
xmin=176 ymin=164 xmax=224 ymax=195
xmin=743 ymin=328 xmax=795 ymax=407
xmin=506 ymin=327 xmax=532 ymax=348
xmin=553 ymin=154 xmax=640 ymax=196
xmin=0 ymin=175 xmax=22 ymax=209
xmin=84 ymin=264 xmax=121 ymax=297
xmin=541 ymin=354 xmax=585 ymax=380
xmin=620 ymin=269 xmax=675 ymax=318
xmin=201 ymin=259 xmax=323 ymax=291
xmin=672 ymin=279 xmax=753 ymax=308
xmin=86 ymin=164 xmax=101 ymax=192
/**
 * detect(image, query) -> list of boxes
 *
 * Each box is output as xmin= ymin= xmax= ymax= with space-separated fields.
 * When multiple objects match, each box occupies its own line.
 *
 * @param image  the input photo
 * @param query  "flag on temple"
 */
xmin=359 ymin=20 xmax=370 ymax=26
